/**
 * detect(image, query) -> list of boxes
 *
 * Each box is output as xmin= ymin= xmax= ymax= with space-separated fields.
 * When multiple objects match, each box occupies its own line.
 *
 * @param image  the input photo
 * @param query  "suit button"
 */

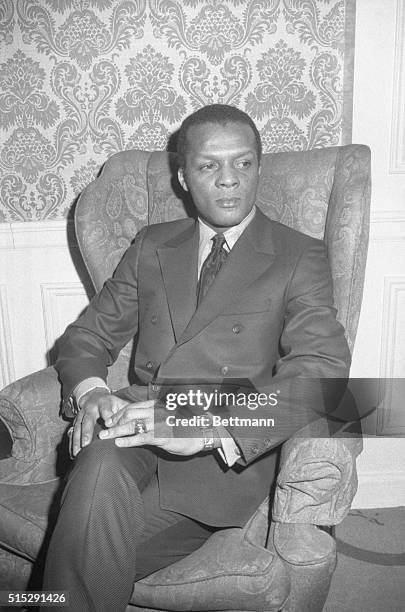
xmin=232 ymin=324 xmax=242 ymax=334
xmin=146 ymin=361 xmax=154 ymax=370
xmin=251 ymin=445 xmax=259 ymax=454
xmin=220 ymin=366 xmax=229 ymax=376
xmin=151 ymin=315 xmax=157 ymax=324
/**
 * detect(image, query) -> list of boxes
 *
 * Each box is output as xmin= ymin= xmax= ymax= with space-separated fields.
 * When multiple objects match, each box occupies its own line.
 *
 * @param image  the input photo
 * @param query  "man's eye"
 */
xmin=201 ymin=163 xmax=217 ymax=171
xmin=237 ymin=160 xmax=251 ymax=168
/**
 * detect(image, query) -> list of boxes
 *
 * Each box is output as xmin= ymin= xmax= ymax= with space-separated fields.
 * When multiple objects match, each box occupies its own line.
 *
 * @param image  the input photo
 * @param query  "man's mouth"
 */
xmin=215 ymin=198 xmax=241 ymax=207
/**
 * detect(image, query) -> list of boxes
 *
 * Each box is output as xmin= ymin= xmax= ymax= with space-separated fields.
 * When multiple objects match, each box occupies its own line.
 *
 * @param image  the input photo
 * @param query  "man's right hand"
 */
xmin=70 ymin=388 xmax=129 ymax=457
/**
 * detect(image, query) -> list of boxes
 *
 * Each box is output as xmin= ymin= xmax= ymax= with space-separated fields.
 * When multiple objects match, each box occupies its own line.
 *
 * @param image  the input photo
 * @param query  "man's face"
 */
xmin=178 ymin=121 xmax=261 ymax=231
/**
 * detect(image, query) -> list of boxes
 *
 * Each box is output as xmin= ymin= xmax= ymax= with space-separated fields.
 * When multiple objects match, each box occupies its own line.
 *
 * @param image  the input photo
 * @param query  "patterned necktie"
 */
xmin=197 ymin=233 xmax=228 ymax=306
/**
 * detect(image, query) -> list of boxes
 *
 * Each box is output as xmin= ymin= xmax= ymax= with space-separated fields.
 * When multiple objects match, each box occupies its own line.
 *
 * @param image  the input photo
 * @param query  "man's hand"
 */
xmin=98 ymin=401 xmax=206 ymax=456
xmin=70 ymin=389 xmax=129 ymax=457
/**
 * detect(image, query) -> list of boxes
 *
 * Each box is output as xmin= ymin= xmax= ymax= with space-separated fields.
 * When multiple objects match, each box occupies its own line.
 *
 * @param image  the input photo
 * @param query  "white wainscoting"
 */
xmin=0 ymin=284 xmax=15 ymax=389
xmin=0 ymin=221 xmax=90 ymax=383
xmin=40 ymin=282 xmax=88 ymax=360
xmin=350 ymin=0 xmax=405 ymax=509
xmin=390 ymin=0 xmax=405 ymax=174
xmin=349 ymin=214 xmax=405 ymax=510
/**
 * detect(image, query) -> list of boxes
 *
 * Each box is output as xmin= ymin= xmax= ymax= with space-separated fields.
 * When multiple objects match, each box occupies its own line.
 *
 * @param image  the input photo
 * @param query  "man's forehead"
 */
xmin=185 ymin=121 xmax=257 ymax=155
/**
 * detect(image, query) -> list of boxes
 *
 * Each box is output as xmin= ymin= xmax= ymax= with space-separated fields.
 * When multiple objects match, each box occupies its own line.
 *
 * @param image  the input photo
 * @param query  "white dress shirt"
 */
xmin=197 ymin=205 xmax=256 ymax=275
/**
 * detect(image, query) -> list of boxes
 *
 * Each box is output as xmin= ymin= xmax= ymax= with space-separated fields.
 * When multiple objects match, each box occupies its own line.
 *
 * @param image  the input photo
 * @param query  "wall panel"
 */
xmin=390 ymin=0 xmax=405 ymax=174
xmin=378 ymin=277 xmax=405 ymax=435
xmin=0 ymin=221 xmax=89 ymax=380
xmin=41 ymin=282 xmax=88 ymax=362
xmin=0 ymin=285 xmax=15 ymax=389
xmin=350 ymin=0 xmax=405 ymax=508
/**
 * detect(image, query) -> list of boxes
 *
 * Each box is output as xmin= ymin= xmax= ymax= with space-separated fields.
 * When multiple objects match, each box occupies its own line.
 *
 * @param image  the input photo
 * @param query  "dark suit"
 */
xmin=56 ymin=208 xmax=350 ymax=527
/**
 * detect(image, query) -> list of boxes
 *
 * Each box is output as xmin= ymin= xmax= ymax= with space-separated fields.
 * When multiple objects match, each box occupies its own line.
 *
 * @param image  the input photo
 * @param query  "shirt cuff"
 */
xmin=215 ymin=424 xmax=241 ymax=467
xmin=73 ymin=377 xmax=110 ymax=408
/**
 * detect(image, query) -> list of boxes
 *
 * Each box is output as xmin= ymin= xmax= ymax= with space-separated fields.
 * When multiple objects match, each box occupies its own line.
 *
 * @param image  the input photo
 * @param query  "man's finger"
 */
xmin=114 ymin=432 xmax=153 ymax=448
xmin=80 ymin=413 xmax=97 ymax=448
xmin=105 ymin=402 xmax=155 ymax=428
xmin=67 ymin=426 xmax=74 ymax=459
xmin=99 ymin=419 xmax=153 ymax=440
xmin=98 ymin=395 xmax=128 ymax=422
xmin=104 ymin=405 xmax=133 ymax=428
xmin=71 ymin=415 xmax=84 ymax=457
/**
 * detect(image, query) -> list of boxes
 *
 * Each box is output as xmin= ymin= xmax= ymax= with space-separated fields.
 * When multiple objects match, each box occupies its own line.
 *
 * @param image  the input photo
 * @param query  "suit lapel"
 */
xmin=157 ymin=221 xmax=199 ymax=341
xmin=176 ymin=209 xmax=276 ymax=347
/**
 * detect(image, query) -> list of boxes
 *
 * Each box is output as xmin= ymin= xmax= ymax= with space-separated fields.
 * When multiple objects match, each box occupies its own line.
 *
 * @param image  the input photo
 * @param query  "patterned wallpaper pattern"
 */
xmin=0 ymin=0 xmax=354 ymax=221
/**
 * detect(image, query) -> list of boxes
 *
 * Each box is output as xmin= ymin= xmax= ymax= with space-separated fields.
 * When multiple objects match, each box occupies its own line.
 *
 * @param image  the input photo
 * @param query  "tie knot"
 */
xmin=212 ymin=233 xmax=226 ymax=250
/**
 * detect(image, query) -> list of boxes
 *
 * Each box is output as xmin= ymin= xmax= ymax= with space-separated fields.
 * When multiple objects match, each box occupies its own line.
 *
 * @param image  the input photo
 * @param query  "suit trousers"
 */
xmin=42 ymin=426 xmax=221 ymax=612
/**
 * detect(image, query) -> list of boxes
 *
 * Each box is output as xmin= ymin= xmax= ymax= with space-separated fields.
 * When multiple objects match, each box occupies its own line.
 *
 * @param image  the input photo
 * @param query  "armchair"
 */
xmin=0 ymin=144 xmax=370 ymax=611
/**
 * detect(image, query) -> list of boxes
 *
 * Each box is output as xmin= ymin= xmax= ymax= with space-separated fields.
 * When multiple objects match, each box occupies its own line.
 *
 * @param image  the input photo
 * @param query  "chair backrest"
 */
xmin=75 ymin=145 xmax=371 ymax=386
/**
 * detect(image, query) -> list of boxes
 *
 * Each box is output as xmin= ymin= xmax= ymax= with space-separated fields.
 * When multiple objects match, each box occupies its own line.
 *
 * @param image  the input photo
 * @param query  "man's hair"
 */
xmin=176 ymin=104 xmax=262 ymax=167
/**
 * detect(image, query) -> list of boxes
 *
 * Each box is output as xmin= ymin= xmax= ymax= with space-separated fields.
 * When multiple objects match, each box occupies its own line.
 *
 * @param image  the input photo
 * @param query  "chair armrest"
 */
xmin=326 ymin=144 xmax=371 ymax=352
xmin=244 ymin=496 xmax=337 ymax=611
xmin=271 ymin=523 xmax=336 ymax=612
xmin=0 ymin=366 xmax=69 ymax=484
xmin=272 ymin=429 xmax=362 ymax=526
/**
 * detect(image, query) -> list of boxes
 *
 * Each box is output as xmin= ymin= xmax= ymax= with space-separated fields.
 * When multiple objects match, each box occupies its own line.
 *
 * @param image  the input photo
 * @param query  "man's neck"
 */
xmin=198 ymin=206 xmax=256 ymax=237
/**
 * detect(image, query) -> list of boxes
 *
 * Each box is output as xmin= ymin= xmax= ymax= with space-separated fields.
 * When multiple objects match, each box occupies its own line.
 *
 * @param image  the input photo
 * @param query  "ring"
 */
xmin=134 ymin=419 xmax=147 ymax=434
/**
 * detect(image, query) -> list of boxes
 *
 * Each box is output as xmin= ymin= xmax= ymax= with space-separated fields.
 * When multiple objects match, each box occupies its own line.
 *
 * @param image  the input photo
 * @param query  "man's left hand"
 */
xmin=98 ymin=400 xmax=206 ymax=455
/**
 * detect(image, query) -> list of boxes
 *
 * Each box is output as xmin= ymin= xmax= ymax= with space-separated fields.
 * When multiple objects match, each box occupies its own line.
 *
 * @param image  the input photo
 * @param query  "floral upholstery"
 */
xmin=130 ymin=502 xmax=290 ymax=612
xmin=75 ymin=150 xmax=151 ymax=291
xmin=0 ymin=144 xmax=370 ymax=611
xmin=273 ymin=434 xmax=361 ymax=525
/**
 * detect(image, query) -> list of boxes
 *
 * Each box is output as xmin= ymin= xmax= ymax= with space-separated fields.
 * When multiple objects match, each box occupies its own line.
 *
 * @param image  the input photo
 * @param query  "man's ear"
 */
xmin=178 ymin=167 xmax=188 ymax=192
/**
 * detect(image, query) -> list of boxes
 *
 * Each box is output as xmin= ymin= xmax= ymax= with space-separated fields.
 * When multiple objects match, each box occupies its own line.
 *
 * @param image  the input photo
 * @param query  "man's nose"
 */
xmin=216 ymin=166 xmax=239 ymax=188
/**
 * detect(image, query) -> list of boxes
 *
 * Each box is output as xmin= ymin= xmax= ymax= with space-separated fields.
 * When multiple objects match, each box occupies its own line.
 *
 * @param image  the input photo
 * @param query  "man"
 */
xmin=43 ymin=104 xmax=350 ymax=611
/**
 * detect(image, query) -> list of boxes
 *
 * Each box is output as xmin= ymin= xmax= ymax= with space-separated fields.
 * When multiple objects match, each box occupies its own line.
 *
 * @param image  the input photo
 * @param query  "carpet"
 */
xmin=325 ymin=507 xmax=405 ymax=612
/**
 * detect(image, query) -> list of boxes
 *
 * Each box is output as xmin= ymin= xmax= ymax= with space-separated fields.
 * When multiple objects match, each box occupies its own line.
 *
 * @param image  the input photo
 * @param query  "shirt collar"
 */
xmin=198 ymin=206 xmax=256 ymax=251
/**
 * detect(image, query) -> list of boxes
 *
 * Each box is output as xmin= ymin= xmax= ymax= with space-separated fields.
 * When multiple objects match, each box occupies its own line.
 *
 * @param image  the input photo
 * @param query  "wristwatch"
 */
xmin=67 ymin=394 xmax=80 ymax=416
xmin=68 ymin=386 xmax=111 ymax=416
xmin=201 ymin=427 xmax=219 ymax=450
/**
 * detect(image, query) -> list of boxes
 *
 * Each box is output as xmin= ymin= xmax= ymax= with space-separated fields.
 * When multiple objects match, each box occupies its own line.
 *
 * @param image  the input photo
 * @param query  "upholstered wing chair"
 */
xmin=0 ymin=144 xmax=370 ymax=612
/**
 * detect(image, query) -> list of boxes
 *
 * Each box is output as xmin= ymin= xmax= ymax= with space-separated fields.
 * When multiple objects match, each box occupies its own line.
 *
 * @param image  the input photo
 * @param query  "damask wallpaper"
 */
xmin=0 ymin=0 xmax=355 ymax=222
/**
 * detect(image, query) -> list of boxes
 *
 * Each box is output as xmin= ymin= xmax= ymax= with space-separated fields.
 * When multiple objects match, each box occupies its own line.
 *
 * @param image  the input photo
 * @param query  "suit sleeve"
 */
xmin=56 ymin=227 xmax=147 ymax=409
xmin=221 ymin=240 xmax=352 ymax=465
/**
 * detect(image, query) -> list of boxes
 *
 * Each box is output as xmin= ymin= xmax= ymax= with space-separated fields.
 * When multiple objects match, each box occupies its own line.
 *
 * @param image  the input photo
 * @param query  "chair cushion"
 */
xmin=0 ymin=546 xmax=33 ymax=590
xmin=131 ymin=528 xmax=290 ymax=612
xmin=0 ymin=479 xmax=62 ymax=560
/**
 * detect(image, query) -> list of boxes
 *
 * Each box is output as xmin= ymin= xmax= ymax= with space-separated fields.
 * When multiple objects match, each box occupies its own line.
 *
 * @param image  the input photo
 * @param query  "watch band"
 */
xmin=68 ymin=394 xmax=80 ymax=416
xmin=201 ymin=427 xmax=219 ymax=450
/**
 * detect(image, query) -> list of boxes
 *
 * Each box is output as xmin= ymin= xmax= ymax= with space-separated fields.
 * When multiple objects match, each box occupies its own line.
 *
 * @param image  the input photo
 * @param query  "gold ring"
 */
xmin=134 ymin=419 xmax=147 ymax=434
